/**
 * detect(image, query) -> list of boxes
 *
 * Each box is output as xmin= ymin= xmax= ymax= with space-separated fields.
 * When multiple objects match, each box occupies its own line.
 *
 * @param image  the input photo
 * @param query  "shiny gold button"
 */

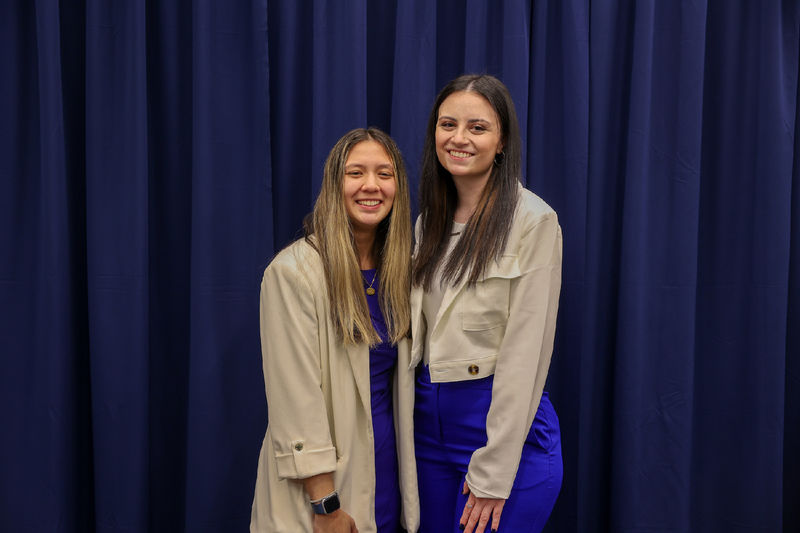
xmin=468 ymin=364 xmax=479 ymax=375
xmin=294 ymin=442 xmax=304 ymax=451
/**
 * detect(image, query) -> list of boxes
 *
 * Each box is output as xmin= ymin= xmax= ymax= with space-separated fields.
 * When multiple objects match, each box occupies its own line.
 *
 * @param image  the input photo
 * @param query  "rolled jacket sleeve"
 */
xmin=259 ymin=256 xmax=338 ymax=480
xmin=465 ymin=212 xmax=563 ymax=499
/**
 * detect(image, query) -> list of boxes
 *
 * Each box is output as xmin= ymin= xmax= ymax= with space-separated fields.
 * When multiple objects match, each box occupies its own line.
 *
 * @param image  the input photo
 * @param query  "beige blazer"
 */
xmin=250 ymin=239 xmax=419 ymax=533
xmin=410 ymin=185 xmax=562 ymax=499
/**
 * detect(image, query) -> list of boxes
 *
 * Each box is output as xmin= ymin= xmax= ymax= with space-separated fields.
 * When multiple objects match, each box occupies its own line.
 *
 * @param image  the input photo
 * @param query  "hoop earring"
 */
xmin=493 ymin=151 xmax=505 ymax=166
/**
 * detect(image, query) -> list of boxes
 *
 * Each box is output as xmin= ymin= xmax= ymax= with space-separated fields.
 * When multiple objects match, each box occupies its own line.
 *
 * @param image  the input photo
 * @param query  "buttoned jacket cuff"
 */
xmin=274 ymin=442 xmax=337 ymax=480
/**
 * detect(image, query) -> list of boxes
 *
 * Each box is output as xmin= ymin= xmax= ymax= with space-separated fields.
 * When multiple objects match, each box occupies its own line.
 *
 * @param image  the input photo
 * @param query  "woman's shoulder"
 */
xmin=507 ymin=186 xmax=562 ymax=268
xmin=509 ymin=186 xmax=560 ymax=244
xmin=516 ymin=185 xmax=558 ymax=226
xmin=263 ymin=238 xmax=323 ymax=284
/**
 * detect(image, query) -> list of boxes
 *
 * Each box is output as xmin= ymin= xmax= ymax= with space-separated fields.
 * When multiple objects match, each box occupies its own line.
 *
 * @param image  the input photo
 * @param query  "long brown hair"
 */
xmin=304 ymin=128 xmax=411 ymax=345
xmin=413 ymin=74 xmax=521 ymax=289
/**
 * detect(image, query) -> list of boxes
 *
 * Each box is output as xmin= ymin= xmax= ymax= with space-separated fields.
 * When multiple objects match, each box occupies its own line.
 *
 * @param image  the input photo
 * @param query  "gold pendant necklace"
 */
xmin=363 ymin=271 xmax=377 ymax=295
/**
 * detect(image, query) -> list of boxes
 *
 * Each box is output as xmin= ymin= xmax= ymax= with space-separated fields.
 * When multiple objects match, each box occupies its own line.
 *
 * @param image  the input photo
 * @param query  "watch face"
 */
xmin=322 ymin=494 xmax=341 ymax=514
xmin=312 ymin=492 xmax=341 ymax=515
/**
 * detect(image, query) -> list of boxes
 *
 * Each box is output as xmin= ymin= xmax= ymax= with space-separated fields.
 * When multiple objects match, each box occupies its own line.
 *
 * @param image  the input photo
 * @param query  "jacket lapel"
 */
xmin=345 ymin=343 xmax=372 ymax=416
xmin=409 ymin=285 xmax=424 ymax=368
xmin=409 ymin=277 xmax=469 ymax=369
xmin=431 ymin=274 xmax=469 ymax=336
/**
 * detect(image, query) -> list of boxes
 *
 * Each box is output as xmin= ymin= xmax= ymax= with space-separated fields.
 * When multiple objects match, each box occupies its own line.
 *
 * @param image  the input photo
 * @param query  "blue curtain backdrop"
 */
xmin=1 ymin=1 xmax=798 ymax=532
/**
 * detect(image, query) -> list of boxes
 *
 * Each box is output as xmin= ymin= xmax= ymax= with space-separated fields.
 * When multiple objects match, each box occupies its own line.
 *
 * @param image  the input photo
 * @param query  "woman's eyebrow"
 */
xmin=438 ymin=115 xmax=491 ymax=124
xmin=345 ymin=162 xmax=393 ymax=169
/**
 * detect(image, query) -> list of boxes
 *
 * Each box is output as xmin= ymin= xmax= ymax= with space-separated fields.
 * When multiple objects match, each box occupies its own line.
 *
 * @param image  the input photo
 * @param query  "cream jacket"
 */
xmin=410 ymin=185 xmax=562 ymax=499
xmin=250 ymin=239 xmax=419 ymax=533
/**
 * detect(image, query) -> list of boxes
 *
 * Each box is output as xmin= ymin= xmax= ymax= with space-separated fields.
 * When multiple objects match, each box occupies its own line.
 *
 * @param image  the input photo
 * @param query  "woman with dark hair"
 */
xmin=251 ymin=128 xmax=419 ymax=533
xmin=412 ymin=75 xmax=563 ymax=533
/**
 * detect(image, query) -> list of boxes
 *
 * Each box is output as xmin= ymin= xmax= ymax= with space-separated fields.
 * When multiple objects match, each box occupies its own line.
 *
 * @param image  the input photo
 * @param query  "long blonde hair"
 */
xmin=304 ymin=128 xmax=411 ymax=345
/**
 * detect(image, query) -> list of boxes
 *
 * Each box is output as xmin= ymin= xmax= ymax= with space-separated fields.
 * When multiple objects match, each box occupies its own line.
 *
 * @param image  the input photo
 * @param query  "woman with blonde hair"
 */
xmin=251 ymin=128 xmax=419 ymax=533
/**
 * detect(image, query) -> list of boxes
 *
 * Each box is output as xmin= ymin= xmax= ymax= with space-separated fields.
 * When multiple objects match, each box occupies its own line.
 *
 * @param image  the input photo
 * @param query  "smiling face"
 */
xmin=342 ymin=139 xmax=397 ymax=236
xmin=435 ymin=90 xmax=504 ymax=187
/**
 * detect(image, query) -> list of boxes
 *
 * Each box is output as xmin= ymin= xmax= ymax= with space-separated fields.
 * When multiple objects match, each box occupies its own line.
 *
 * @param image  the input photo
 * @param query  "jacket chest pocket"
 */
xmin=460 ymin=254 xmax=520 ymax=333
xmin=461 ymin=277 xmax=511 ymax=331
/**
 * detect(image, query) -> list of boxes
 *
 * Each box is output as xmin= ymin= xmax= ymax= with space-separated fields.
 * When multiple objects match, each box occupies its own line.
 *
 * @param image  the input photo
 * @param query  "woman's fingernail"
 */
xmin=492 ymin=529 xmax=497 ymax=533
xmin=459 ymin=525 xmax=465 ymax=531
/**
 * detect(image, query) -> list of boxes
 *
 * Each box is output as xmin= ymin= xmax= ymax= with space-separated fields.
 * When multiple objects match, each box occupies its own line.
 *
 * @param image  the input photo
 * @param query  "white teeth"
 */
xmin=449 ymin=150 xmax=472 ymax=158
xmin=357 ymin=200 xmax=380 ymax=206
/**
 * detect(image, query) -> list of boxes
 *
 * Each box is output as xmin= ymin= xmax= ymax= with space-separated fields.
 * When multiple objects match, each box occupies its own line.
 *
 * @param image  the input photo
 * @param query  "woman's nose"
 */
xmin=362 ymin=173 xmax=380 ymax=190
xmin=452 ymin=127 xmax=468 ymax=144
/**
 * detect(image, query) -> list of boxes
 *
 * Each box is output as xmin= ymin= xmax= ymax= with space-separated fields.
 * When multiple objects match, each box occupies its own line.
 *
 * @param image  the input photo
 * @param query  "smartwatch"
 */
xmin=310 ymin=491 xmax=340 ymax=515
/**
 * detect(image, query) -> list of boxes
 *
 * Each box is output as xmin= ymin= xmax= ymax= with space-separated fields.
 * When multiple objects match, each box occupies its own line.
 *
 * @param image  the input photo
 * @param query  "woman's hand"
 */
xmin=459 ymin=481 xmax=505 ymax=533
xmin=313 ymin=509 xmax=358 ymax=533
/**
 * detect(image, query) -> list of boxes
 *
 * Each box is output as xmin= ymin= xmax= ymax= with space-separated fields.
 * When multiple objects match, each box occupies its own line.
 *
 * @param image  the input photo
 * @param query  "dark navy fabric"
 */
xmin=415 ymin=366 xmax=562 ymax=533
xmin=363 ymin=269 xmax=402 ymax=533
xmin=1 ymin=2 xmax=271 ymax=532
xmin=2 ymin=1 xmax=799 ymax=532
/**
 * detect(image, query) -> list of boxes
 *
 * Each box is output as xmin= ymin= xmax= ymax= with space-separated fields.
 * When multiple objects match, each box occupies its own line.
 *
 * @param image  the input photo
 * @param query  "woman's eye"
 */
xmin=471 ymin=125 xmax=486 ymax=132
xmin=439 ymin=121 xmax=455 ymax=129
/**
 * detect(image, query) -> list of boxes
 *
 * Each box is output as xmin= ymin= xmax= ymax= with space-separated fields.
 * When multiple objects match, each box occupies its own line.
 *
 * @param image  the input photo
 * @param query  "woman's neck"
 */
xmin=353 ymin=229 xmax=377 ymax=269
xmin=452 ymin=174 xmax=489 ymax=223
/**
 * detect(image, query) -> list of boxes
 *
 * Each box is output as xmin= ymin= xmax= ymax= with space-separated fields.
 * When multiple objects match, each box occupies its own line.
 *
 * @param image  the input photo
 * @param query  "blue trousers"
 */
xmin=414 ymin=366 xmax=562 ymax=533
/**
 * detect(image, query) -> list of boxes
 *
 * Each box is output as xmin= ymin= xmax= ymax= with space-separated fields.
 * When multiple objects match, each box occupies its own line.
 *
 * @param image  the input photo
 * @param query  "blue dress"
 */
xmin=362 ymin=269 xmax=402 ymax=532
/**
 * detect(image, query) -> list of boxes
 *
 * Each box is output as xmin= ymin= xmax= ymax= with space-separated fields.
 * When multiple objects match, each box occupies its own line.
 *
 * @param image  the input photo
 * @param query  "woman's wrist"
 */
xmin=309 ymin=489 xmax=337 ymax=504
xmin=310 ymin=490 xmax=341 ymax=514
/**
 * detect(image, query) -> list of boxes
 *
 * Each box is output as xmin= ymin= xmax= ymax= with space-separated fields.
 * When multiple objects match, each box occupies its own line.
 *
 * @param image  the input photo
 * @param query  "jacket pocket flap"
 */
xmin=480 ymin=254 xmax=520 ymax=281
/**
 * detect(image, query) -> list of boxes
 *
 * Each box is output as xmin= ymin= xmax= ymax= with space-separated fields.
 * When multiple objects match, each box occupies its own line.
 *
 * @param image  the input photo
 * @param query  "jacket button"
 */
xmin=468 ymin=364 xmax=479 ymax=375
xmin=294 ymin=442 xmax=304 ymax=451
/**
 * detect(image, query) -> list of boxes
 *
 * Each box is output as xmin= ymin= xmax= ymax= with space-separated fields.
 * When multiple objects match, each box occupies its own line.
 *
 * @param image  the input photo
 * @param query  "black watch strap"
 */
xmin=310 ymin=491 xmax=340 ymax=515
